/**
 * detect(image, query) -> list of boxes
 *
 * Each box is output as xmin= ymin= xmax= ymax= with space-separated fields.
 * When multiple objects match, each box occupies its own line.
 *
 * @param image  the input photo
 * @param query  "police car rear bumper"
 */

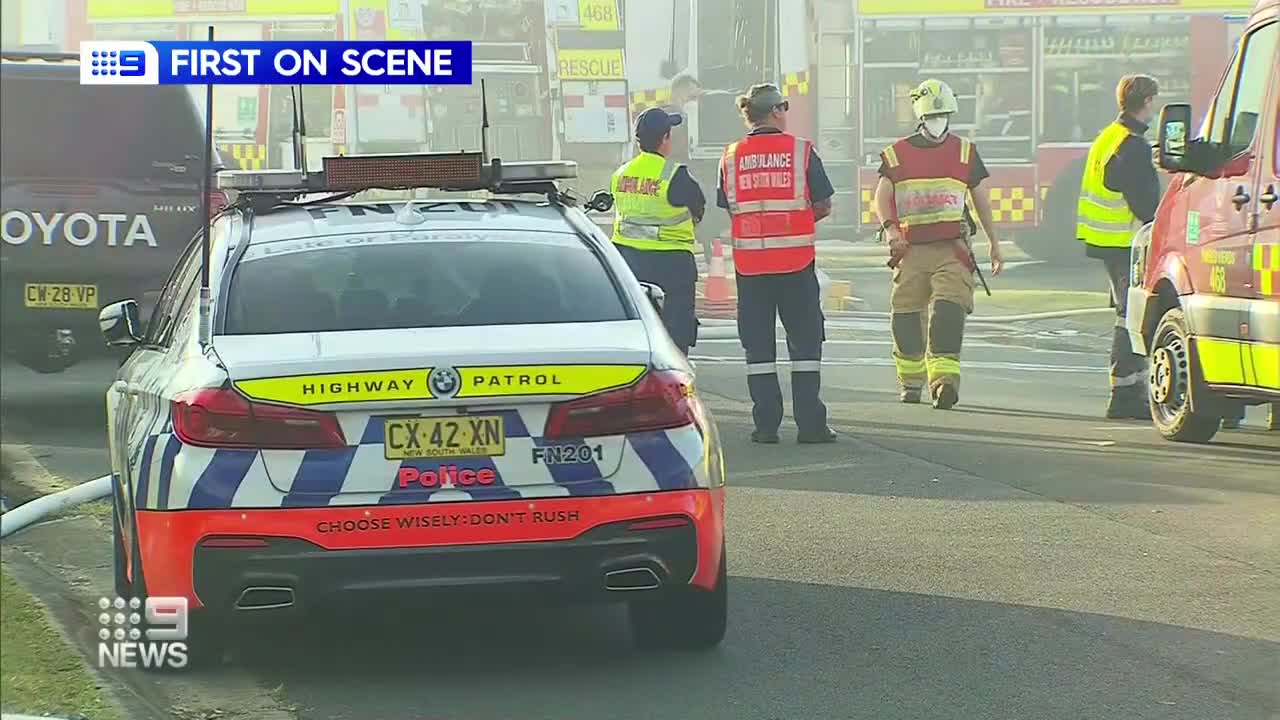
xmin=190 ymin=519 xmax=701 ymax=617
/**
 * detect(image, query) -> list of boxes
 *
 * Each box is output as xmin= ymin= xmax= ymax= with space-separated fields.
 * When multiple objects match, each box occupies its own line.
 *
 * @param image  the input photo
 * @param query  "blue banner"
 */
xmin=80 ymin=41 xmax=473 ymax=85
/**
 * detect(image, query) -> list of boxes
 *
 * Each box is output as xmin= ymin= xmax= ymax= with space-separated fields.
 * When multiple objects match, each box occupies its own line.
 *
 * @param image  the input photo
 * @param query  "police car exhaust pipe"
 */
xmin=0 ymin=475 xmax=111 ymax=539
xmin=603 ymin=567 xmax=662 ymax=592
xmin=234 ymin=586 xmax=296 ymax=611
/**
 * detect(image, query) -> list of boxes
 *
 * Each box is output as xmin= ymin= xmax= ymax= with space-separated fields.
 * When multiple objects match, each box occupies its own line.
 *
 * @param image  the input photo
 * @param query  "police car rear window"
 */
xmin=0 ymin=70 xmax=204 ymax=181
xmin=223 ymin=231 xmax=630 ymax=334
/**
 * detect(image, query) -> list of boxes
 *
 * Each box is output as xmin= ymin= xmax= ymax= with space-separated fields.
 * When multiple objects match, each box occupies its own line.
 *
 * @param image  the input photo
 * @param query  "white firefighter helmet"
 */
xmin=911 ymin=79 xmax=959 ymax=120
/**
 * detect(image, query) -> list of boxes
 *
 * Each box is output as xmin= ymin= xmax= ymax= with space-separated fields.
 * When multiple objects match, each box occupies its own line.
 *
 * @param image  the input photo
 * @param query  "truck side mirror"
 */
xmin=586 ymin=190 xmax=614 ymax=213
xmin=1157 ymin=103 xmax=1191 ymax=172
xmin=99 ymin=300 xmax=142 ymax=348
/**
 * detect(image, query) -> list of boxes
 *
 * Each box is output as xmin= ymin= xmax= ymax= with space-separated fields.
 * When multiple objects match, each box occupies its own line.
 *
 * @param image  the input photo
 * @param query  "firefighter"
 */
xmin=873 ymin=78 xmax=1004 ymax=410
xmin=1077 ymin=74 xmax=1162 ymax=420
xmin=716 ymin=83 xmax=837 ymax=444
xmin=611 ymin=107 xmax=707 ymax=356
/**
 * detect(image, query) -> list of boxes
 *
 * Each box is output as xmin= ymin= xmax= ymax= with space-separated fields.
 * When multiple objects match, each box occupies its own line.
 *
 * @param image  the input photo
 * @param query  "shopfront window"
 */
xmin=1041 ymin=14 xmax=1192 ymax=144
xmin=266 ymin=22 xmax=336 ymax=166
xmin=860 ymin=16 xmax=1033 ymax=165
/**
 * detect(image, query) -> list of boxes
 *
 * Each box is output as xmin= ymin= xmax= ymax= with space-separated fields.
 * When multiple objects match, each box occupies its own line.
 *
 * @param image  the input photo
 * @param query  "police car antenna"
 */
xmin=197 ymin=24 xmax=215 ymax=347
xmin=290 ymin=84 xmax=308 ymax=181
xmin=481 ymin=78 xmax=490 ymax=162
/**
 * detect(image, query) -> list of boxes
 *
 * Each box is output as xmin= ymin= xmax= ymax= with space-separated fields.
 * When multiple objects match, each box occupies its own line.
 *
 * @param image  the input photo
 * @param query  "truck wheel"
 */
xmin=629 ymin=550 xmax=727 ymax=651
xmin=14 ymin=349 xmax=78 ymax=374
xmin=1148 ymin=308 xmax=1221 ymax=443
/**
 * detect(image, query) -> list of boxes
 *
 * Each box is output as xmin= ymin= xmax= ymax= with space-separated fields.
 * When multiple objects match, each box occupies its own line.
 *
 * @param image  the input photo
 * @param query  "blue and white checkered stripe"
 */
xmin=131 ymin=408 xmax=708 ymax=511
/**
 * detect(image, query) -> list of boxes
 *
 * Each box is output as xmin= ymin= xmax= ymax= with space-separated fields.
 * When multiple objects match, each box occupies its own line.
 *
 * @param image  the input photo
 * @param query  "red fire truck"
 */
xmin=849 ymin=0 xmax=1254 ymax=262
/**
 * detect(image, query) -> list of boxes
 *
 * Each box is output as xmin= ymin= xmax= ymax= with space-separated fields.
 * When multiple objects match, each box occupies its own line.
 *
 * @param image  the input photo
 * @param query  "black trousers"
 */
xmin=736 ymin=262 xmax=828 ymax=434
xmin=1101 ymin=253 xmax=1147 ymax=392
xmin=616 ymin=245 xmax=698 ymax=354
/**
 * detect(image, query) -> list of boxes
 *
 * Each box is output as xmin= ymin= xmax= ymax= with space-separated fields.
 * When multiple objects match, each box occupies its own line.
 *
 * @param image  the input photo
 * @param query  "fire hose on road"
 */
xmin=0 ymin=475 xmax=111 ymax=540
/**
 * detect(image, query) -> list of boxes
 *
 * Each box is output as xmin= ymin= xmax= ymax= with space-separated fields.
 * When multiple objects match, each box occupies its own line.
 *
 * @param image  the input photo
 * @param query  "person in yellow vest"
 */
xmin=611 ymin=108 xmax=707 ymax=355
xmin=1077 ymin=75 xmax=1162 ymax=420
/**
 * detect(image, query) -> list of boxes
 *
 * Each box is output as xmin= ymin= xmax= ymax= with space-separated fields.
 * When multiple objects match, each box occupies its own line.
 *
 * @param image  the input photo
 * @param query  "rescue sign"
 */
xmin=557 ymin=49 xmax=625 ymax=81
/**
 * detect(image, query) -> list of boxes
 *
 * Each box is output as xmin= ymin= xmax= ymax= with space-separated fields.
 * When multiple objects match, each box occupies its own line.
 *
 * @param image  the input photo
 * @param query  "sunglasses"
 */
xmin=773 ymin=101 xmax=790 ymax=112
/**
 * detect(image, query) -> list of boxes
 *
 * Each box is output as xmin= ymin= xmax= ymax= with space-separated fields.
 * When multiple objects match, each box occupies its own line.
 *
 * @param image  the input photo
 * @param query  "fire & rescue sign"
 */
xmin=557 ymin=49 xmax=625 ymax=81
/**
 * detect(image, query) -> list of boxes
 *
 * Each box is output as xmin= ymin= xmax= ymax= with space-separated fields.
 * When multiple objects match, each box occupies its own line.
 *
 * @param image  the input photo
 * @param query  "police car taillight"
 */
xmin=171 ymin=388 xmax=346 ymax=449
xmin=543 ymin=370 xmax=698 ymax=439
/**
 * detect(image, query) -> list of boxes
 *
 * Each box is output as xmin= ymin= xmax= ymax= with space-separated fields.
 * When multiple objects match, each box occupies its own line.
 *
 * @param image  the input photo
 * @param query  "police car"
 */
xmin=99 ymin=151 xmax=727 ymax=656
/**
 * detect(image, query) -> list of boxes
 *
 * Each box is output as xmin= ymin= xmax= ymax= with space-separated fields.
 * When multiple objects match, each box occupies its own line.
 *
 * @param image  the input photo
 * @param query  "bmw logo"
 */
xmin=429 ymin=367 xmax=460 ymax=398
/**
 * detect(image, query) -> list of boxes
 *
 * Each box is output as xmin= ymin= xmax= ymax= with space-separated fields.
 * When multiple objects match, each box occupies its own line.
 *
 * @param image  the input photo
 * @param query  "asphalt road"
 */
xmin=1 ymin=323 xmax=1277 ymax=720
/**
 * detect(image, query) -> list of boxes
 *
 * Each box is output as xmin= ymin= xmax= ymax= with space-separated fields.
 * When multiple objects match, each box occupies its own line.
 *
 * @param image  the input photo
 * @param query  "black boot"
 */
xmin=932 ymin=384 xmax=958 ymax=410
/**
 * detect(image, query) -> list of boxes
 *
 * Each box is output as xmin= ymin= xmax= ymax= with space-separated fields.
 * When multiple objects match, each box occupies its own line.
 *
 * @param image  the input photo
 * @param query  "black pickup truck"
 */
xmin=1 ymin=51 xmax=225 ymax=373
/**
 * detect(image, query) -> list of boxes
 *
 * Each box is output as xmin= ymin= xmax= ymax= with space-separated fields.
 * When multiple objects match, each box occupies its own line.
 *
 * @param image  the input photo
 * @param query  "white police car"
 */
xmin=99 ymin=152 xmax=727 ymax=655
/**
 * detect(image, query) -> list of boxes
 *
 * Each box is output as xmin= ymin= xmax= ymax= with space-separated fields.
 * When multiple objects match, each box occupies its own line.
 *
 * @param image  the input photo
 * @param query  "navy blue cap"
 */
xmin=635 ymin=107 xmax=682 ymax=141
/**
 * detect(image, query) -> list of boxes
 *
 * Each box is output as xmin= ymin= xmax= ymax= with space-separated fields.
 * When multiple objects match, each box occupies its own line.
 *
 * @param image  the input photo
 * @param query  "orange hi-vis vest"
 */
xmin=880 ymin=134 xmax=973 ymax=245
xmin=720 ymin=132 xmax=817 ymax=276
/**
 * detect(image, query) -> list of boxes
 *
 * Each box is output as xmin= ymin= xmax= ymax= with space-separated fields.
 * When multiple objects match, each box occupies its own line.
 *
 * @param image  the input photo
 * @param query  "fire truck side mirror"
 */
xmin=1157 ymin=103 xmax=1192 ymax=172
xmin=586 ymin=190 xmax=614 ymax=213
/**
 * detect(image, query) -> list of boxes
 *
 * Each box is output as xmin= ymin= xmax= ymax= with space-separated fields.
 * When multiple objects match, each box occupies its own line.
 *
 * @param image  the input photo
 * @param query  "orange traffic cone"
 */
xmin=700 ymin=237 xmax=735 ymax=317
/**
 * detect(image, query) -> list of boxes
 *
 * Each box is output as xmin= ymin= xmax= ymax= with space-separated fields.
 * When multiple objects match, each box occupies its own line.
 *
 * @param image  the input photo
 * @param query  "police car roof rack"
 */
xmin=0 ymin=50 xmax=79 ymax=63
xmin=217 ymin=154 xmax=579 ymax=205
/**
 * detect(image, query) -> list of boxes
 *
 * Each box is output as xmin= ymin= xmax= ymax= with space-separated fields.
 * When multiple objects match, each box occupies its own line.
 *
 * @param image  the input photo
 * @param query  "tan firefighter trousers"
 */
xmin=889 ymin=239 xmax=976 ymax=394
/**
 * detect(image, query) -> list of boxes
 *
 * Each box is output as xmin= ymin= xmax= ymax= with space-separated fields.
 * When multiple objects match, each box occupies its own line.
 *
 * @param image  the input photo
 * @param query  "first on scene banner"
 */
xmin=79 ymin=41 xmax=473 ymax=85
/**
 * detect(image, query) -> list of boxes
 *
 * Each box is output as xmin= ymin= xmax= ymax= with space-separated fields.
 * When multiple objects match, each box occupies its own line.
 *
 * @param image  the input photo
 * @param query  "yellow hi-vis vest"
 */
xmin=1077 ymin=121 xmax=1141 ymax=248
xmin=610 ymin=152 xmax=696 ymax=252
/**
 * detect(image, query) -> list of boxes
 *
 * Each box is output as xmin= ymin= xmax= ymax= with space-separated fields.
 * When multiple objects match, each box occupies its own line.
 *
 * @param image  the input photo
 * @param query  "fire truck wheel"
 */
xmin=1148 ymin=308 xmax=1221 ymax=443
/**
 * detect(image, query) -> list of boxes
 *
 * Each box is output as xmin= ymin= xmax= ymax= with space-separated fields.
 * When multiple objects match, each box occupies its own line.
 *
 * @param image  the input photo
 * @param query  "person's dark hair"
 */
xmin=1117 ymin=74 xmax=1160 ymax=114
xmin=736 ymin=84 xmax=779 ymax=125
xmin=639 ymin=130 xmax=670 ymax=154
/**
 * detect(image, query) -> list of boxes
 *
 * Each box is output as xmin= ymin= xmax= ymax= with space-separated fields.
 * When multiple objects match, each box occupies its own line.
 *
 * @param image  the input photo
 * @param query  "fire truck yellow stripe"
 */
xmin=1196 ymin=338 xmax=1245 ymax=385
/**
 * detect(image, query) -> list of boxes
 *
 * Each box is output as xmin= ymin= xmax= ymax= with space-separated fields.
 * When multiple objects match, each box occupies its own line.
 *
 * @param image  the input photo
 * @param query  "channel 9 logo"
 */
xmin=79 ymin=41 xmax=160 ymax=85
xmin=96 ymin=596 xmax=190 ymax=669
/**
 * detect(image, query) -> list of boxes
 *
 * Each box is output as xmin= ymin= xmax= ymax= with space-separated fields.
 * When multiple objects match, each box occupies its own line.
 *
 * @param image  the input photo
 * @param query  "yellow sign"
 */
xmin=856 ymin=0 xmax=1252 ymax=15
xmin=579 ymin=0 xmax=620 ymax=30
xmin=383 ymin=416 xmax=505 ymax=460
xmin=455 ymin=365 xmax=645 ymax=399
xmin=557 ymin=49 xmax=625 ymax=80
xmin=87 ymin=0 xmax=340 ymax=20
xmin=235 ymin=364 xmax=647 ymax=406
xmin=236 ymin=369 xmax=434 ymax=406
xmin=23 ymin=284 xmax=99 ymax=310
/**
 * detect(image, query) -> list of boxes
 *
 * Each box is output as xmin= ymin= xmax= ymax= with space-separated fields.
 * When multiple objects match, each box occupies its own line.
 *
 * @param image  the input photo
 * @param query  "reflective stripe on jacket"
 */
xmin=721 ymin=132 xmax=816 ymax=275
xmin=880 ymin=134 xmax=972 ymax=244
xmin=610 ymin=152 xmax=696 ymax=252
xmin=1077 ymin=122 xmax=1140 ymax=248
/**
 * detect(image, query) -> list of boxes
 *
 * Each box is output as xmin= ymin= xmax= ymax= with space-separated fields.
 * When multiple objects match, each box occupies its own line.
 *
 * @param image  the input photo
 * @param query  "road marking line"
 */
xmin=691 ymin=356 xmax=1105 ymax=374
xmin=730 ymin=461 xmax=864 ymax=479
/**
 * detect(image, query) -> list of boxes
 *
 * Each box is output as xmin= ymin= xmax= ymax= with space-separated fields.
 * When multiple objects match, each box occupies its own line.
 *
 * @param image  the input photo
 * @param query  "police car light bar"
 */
xmin=216 ymin=152 xmax=578 ymax=195
xmin=324 ymin=151 xmax=486 ymax=191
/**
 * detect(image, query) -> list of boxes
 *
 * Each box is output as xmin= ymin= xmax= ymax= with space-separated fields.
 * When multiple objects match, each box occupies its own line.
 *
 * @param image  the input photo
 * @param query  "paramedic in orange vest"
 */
xmin=873 ymin=79 xmax=1004 ymax=410
xmin=716 ymin=83 xmax=838 ymax=444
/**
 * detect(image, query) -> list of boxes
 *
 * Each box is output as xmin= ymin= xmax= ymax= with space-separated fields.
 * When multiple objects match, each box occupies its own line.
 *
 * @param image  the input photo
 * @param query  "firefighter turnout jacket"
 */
xmin=720 ymin=132 xmax=817 ymax=275
xmin=880 ymin=134 xmax=975 ymax=245
xmin=611 ymin=152 xmax=697 ymax=252
xmin=1077 ymin=121 xmax=1143 ymax=249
